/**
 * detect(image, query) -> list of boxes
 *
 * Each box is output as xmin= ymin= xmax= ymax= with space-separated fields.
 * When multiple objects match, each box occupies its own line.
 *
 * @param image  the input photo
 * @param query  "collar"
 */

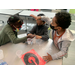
xmin=57 ymin=29 xmax=75 ymax=42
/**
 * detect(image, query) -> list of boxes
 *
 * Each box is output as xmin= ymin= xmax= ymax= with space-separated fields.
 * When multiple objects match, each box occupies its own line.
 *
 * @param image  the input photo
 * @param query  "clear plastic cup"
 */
xmin=27 ymin=41 xmax=31 ymax=44
xmin=32 ymin=37 xmax=36 ymax=44
xmin=0 ymin=50 xmax=4 ymax=60
xmin=27 ymin=38 xmax=31 ymax=45
xmin=16 ymin=50 xmax=22 ymax=58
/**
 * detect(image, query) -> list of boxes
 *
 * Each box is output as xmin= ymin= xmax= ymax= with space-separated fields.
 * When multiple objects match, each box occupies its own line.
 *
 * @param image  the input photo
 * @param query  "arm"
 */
xmin=5 ymin=28 xmax=27 ymax=44
xmin=51 ymin=41 xmax=71 ymax=60
xmin=41 ymin=27 xmax=49 ymax=41
xmin=30 ymin=14 xmax=51 ymax=25
xmin=35 ymin=26 xmax=49 ymax=41
xmin=27 ymin=25 xmax=37 ymax=38
xmin=43 ymin=41 xmax=71 ymax=62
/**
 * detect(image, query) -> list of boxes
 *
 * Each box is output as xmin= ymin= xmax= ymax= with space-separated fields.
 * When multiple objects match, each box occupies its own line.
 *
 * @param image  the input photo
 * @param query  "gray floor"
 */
xmin=0 ymin=10 xmax=75 ymax=65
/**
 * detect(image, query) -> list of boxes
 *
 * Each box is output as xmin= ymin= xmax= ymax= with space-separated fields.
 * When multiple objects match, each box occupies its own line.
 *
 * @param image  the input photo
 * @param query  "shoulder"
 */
xmin=4 ymin=24 xmax=11 ymax=29
xmin=62 ymin=29 xmax=75 ymax=41
xmin=43 ymin=25 xmax=48 ymax=29
xmin=4 ymin=24 xmax=13 ymax=32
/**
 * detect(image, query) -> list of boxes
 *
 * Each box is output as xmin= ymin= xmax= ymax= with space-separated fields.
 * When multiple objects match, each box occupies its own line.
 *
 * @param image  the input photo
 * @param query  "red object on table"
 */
xmin=21 ymin=49 xmax=46 ymax=65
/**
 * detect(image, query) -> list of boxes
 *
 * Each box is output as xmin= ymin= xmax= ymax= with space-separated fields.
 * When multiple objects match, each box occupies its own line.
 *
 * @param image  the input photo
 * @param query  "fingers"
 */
xmin=43 ymin=56 xmax=50 ymax=63
xmin=30 ymin=14 xmax=34 ymax=17
xmin=43 ymin=56 xmax=48 ymax=60
xmin=30 ymin=15 xmax=41 ymax=21
xmin=28 ymin=34 xmax=32 ymax=36
xmin=35 ymin=35 xmax=38 ymax=39
xmin=43 ymin=56 xmax=48 ymax=62
xmin=46 ymin=60 xmax=49 ymax=63
xmin=43 ymin=53 xmax=52 ymax=63
xmin=47 ymin=53 xmax=50 ymax=56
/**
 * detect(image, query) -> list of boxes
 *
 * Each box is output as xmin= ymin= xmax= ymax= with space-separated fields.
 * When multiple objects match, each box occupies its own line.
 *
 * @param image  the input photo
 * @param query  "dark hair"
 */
xmin=37 ymin=14 xmax=45 ymax=23
xmin=7 ymin=15 xmax=23 ymax=26
xmin=37 ymin=14 xmax=45 ymax=16
xmin=55 ymin=12 xmax=71 ymax=29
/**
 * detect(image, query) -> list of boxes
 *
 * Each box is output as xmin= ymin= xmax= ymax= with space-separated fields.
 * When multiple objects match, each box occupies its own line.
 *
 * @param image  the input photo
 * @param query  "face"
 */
xmin=50 ymin=16 xmax=61 ymax=31
xmin=11 ymin=23 xmax=22 ymax=30
xmin=14 ymin=23 xmax=21 ymax=28
xmin=36 ymin=19 xmax=44 ymax=26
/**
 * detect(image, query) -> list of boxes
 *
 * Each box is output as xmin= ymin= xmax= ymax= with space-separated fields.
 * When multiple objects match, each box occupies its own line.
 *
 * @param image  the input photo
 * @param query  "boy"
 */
xmin=27 ymin=14 xmax=49 ymax=41
xmin=31 ymin=12 xmax=74 ymax=62
xmin=0 ymin=15 xmax=29 ymax=46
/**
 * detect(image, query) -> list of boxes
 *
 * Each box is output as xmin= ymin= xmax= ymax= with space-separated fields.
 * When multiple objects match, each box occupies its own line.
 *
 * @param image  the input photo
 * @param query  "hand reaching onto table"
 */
xmin=43 ymin=53 xmax=52 ymax=62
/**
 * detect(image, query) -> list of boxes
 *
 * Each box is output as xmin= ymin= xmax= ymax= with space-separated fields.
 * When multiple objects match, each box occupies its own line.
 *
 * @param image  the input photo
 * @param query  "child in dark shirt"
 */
xmin=27 ymin=14 xmax=49 ymax=41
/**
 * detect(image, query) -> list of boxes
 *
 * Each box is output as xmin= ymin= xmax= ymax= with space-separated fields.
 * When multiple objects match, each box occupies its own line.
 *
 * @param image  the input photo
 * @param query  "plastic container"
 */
xmin=27 ymin=38 xmax=32 ymax=45
xmin=32 ymin=37 xmax=36 ymax=44
xmin=0 ymin=50 xmax=4 ymax=60
xmin=0 ymin=60 xmax=8 ymax=65
xmin=16 ymin=50 xmax=22 ymax=58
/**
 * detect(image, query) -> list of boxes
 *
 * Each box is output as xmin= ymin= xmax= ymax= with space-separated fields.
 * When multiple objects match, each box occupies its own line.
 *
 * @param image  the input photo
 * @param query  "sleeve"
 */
xmin=41 ymin=16 xmax=51 ymax=25
xmin=51 ymin=41 xmax=71 ymax=60
xmin=41 ymin=27 xmax=49 ymax=41
xmin=5 ymin=28 xmax=27 ymax=44
xmin=27 ymin=25 xmax=37 ymax=35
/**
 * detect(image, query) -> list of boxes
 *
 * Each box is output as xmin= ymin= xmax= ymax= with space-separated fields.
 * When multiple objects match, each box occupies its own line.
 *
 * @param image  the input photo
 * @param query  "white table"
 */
xmin=0 ymin=38 xmax=62 ymax=65
xmin=0 ymin=9 xmax=23 ymax=15
xmin=0 ymin=9 xmax=24 ymax=23
xmin=19 ymin=10 xmax=55 ymax=18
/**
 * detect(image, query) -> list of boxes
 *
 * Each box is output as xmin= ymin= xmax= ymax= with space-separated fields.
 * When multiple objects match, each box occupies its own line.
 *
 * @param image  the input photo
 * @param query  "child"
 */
xmin=0 ymin=15 xmax=28 ymax=46
xmin=27 ymin=14 xmax=49 ymax=41
xmin=31 ymin=12 xmax=74 ymax=62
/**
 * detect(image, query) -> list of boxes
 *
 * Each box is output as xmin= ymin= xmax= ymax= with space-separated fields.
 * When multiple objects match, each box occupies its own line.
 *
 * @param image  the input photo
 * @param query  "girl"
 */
xmin=0 ymin=15 xmax=28 ymax=46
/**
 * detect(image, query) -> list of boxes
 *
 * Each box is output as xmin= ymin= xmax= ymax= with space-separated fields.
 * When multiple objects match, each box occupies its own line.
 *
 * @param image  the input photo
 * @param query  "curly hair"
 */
xmin=55 ymin=12 xmax=71 ymax=29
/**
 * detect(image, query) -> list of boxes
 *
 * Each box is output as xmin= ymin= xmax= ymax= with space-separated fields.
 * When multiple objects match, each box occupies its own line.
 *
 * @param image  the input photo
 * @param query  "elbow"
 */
xmin=11 ymin=40 xmax=18 ymax=44
xmin=42 ymin=37 xmax=49 ymax=41
xmin=12 ymin=41 xmax=18 ymax=44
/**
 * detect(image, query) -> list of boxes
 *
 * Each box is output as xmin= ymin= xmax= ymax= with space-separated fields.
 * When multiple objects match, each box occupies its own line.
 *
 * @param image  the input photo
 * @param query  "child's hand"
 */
xmin=27 ymin=34 xmax=35 ymax=38
xmin=43 ymin=53 xmax=52 ymax=62
xmin=30 ymin=14 xmax=37 ymax=20
xmin=35 ymin=35 xmax=42 ymax=39
xmin=30 ymin=14 xmax=41 ymax=20
xmin=28 ymin=33 xmax=33 ymax=36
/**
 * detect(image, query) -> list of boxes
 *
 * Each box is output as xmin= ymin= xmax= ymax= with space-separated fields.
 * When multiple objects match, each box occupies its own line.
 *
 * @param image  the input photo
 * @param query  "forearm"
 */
xmin=6 ymin=30 xmax=27 ymax=44
xmin=51 ymin=41 xmax=71 ymax=60
xmin=30 ymin=14 xmax=41 ymax=20
xmin=41 ymin=35 xmax=49 ymax=41
xmin=11 ymin=36 xmax=27 ymax=44
xmin=51 ymin=50 xmax=67 ymax=60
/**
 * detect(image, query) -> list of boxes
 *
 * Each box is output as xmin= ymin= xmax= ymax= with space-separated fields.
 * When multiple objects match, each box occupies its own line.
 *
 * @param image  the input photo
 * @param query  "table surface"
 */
xmin=19 ymin=10 xmax=56 ymax=18
xmin=0 ymin=9 xmax=55 ymax=18
xmin=0 ymin=34 xmax=62 ymax=65
xmin=0 ymin=9 xmax=22 ymax=15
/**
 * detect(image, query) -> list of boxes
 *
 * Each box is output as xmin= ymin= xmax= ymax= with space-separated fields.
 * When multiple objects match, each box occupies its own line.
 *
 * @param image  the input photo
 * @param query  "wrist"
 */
xmin=40 ymin=36 xmax=42 ymax=39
